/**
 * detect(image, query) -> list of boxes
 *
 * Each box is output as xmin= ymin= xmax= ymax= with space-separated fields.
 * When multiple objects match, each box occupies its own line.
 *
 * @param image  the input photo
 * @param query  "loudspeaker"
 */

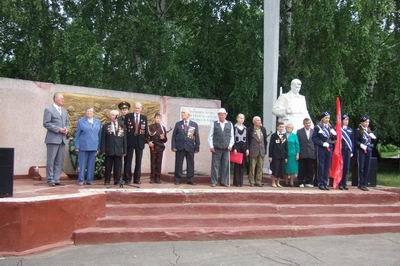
xmin=0 ymin=148 xmax=14 ymax=197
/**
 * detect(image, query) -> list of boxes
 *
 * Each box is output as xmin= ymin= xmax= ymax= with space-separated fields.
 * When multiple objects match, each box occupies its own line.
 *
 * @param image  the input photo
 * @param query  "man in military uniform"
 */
xmin=118 ymin=101 xmax=130 ymax=125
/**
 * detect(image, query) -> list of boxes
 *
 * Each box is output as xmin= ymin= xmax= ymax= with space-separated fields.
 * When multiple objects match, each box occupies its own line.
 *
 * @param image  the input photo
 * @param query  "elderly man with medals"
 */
xmin=124 ymin=102 xmax=149 ymax=185
xmin=171 ymin=108 xmax=200 ymax=185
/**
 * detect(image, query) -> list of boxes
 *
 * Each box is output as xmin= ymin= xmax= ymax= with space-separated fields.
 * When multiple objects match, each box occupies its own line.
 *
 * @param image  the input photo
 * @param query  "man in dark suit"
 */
xmin=100 ymin=110 xmax=127 ymax=186
xmin=171 ymin=109 xmax=200 ymax=185
xmin=43 ymin=92 xmax=70 ymax=186
xmin=124 ymin=102 xmax=148 ymax=184
xmin=296 ymin=118 xmax=316 ymax=187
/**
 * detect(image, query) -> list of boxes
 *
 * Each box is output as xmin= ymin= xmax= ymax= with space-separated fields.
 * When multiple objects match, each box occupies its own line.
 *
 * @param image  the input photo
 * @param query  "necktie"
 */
xmin=184 ymin=121 xmax=188 ymax=133
xmin=135 ymin=114 xmax=139 ymax=134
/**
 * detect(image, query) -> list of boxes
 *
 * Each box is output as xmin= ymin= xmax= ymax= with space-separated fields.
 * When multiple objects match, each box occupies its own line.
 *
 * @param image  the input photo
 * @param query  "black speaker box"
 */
xmin=0 ymin=148 xmax=14 ymax=197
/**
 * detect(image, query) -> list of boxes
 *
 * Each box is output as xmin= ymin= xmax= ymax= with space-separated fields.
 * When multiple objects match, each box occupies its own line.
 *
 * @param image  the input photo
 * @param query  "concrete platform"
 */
xmin=1 ymin=177 xmax=400 ymax=256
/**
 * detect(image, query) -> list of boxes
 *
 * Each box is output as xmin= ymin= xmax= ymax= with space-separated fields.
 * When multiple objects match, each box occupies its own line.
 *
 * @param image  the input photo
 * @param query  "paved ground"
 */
xmin=1 ymin=233 xmax=399 ymax=266
xmin=9 ymin=178 xmax=390 ymax=200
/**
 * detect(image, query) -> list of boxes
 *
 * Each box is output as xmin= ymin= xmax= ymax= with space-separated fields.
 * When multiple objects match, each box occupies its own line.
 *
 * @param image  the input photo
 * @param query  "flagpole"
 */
xmin=330 ymin=96 xmax=343 ymax=189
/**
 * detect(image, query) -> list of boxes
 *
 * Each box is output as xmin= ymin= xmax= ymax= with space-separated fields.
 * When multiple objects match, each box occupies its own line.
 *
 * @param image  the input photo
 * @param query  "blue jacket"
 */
xmin=341 ymin=127 xmax=354 ymax=153
xmin=355 ymin=126 xmax=374 ymax=152
xmin=75 ymin=117 xmax=102 ymax=151
xmin=312 ymin=123 xmax=336 ymax=149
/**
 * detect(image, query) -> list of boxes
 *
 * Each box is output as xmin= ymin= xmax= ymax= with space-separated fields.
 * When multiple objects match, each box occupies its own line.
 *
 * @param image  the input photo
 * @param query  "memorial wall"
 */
xmin=0 ymin=77 xmax=220 ymax=176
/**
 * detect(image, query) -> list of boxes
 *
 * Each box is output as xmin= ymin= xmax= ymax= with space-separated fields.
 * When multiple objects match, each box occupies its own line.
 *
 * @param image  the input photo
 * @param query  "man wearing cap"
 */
xmin=118 ymin=101 xmax=131 ymax=125
xmin=312 ymin=111 xmax=336 ymax=190
xmin=124 ymin=102 xmax=148 ymax=184
xmin=340 ymin=114 xmax=353 ymax=190
xmin=355 ymin=115 xmax=376 ymax=191
xmin=171 ymin=108 xmax=200 ymax=185
xmin=208 ymin=108 xmax=234 ymax=187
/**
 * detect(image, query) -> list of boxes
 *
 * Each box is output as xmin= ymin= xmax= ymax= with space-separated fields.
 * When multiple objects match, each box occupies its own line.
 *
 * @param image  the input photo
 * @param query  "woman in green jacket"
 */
xmin=285 ymin=123 xmax=300 ymax=187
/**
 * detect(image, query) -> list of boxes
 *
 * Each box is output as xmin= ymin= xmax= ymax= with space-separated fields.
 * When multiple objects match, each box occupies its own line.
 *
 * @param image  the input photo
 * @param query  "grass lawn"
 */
xmin=377 ymin=159 xmax=400 ymax=187
xmin=380 ymin=151 xmax=400 ymax=158
xmin=377 ymin=171 xmax=400 ymax=187
xmin=347 ymin=159 xmax=400 ymax=187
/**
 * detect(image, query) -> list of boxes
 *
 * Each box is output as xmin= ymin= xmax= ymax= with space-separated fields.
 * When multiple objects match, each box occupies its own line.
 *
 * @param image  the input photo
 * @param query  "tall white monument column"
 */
xmin=263 ymin=0 xmax=280 ymax=173
xmin=263 ymin=0 xmax=280 ymax=134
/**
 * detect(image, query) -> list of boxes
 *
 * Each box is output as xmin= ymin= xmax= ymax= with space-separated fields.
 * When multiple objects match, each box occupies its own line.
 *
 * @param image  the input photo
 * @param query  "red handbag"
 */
xmin=230 ymin=151 xmax=243 ymax=164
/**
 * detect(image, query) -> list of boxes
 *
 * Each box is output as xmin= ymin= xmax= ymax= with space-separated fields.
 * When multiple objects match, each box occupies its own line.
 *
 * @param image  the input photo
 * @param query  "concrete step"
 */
xmin=96 ymin=213 xmax=400 ymax=228
xmin=160 ymin=174 xmax=211 ymax=184
xmin=73 ymin=223 xmax=400 ymax=245
xmin=106 ymin=190 xmax=400 ymax=205
xmin=105 ymin=203 xmax=400 ymax=216
xmin=160 ymin=174 xmax=273 ymax=185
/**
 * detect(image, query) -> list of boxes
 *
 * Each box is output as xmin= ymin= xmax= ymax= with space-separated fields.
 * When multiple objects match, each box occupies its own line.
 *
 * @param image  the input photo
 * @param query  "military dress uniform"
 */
xmin=355 ymin=115 xmax=376 ymax=191
xmin=117 ymin=101 xmax=130 ymax=125
xmin=148 ymin=122 xmax=168 ymax=183
xmin=312 ymin=112 xmax=336 ymax=190
xmin=340 ymin=114 xmax=353 ymax=190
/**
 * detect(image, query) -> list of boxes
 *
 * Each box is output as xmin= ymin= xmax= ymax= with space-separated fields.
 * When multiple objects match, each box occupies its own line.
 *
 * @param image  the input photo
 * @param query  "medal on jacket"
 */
xmin=187 ymin=126 xmax=195 ymax=140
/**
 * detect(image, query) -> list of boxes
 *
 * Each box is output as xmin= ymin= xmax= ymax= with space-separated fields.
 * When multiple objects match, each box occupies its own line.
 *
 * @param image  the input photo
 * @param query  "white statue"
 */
xmin=272 ymin=79 xmax=313 ymax=132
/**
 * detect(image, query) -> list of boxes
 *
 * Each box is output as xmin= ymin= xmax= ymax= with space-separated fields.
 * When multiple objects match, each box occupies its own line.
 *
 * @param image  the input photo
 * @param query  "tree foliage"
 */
xmin=0 ymin=0 xmax=399 ymax=144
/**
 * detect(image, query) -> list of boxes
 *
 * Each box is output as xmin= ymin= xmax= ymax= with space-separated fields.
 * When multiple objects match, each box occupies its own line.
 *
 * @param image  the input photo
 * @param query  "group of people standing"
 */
xmin=43 ymin=92 xmax=375 ymax=191
xmin=229 ymin=111 xmax=375 ymax=191
xmin=43 ymin=93 xmax=169 ymax=187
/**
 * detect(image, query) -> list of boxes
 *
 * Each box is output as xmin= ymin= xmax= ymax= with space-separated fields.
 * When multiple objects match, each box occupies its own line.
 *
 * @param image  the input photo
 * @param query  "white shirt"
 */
xmin=53 ymin=103 xmax=62 ymax=115
xmin=111 ymin=120 xmax=118 ymax=134
xmin=208 ymin=120 xmax=234 ymax=149
xmin=87 ymin=118 xmax=94 ymax=124
xmin=135 ymin=113 xmax=141 ymax=120
xmin=305 ymin=128 xmax=311 ymax=140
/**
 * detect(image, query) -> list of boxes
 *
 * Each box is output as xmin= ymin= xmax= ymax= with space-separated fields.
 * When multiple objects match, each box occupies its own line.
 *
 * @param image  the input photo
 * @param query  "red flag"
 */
xmin=330 ymin=97 xmax=343 ymax=189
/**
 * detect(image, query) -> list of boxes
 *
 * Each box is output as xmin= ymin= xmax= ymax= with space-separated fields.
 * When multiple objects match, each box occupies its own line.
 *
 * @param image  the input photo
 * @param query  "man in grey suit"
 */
xmin=43 ymin=92 xmax=70 ymax=186
xmin=296 ymin=118 xmax=315 ymax=188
